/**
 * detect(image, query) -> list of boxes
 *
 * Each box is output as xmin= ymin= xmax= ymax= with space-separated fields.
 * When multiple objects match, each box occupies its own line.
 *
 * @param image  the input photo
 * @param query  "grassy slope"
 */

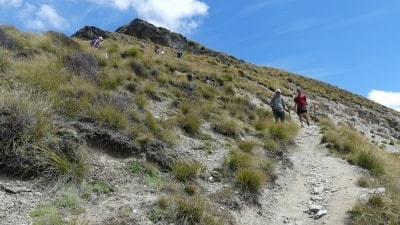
xmin=1 ymin=26 xmax=399 ymax=225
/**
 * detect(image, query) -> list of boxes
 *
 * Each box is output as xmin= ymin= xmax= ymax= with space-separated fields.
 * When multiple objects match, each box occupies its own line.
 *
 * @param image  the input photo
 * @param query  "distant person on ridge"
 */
xmin=294 ymin=88 xmax=310 ymax=127
xmin=91 ymin=36 xmax=103 ymax=49
xmin=270 ymin=89 xmax=289 ymax=123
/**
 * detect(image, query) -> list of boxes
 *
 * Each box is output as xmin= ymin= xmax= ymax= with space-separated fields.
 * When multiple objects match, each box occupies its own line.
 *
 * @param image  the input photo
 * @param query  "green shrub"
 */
xmin=53 ymin=191 xmax=86 ymax=215
xmin=142 ymin=163 xmax=163 ymax=188
xmin=0 ymin=27 xmax=19 ymax=50
xmin=127 ymin=161 xmax=143 ymax=173
xmin=29 ymin=204 xmax=65 ymax=225
xmin=63 ymin=52 xmax=99 ymax=82
xmin=130 ymin=61 xmax=146 ymax=77
xmin=121 ymin=47 xmax=142 ymax=58
xmin=83 ymin=180 xmax=114 ymax=195
xmin=127 ymin=161 xmax=163 ymax=187
xmin=368 ymin=194 xmax=385 ymax=207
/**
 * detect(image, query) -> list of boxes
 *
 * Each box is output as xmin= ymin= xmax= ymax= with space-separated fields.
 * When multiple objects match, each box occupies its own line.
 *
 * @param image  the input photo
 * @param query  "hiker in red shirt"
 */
xmin=294 ymin=88 xmax=310 ymax=127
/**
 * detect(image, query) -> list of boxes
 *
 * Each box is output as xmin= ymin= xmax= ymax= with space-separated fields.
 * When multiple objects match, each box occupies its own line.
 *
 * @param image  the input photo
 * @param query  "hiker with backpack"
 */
xmin=294 ymin=88 xmax=310 ymax=127
xmin=91 ymin=36 xmax=103 ymax=49
xmin=270 ymin=89 xmax=289 ymax=122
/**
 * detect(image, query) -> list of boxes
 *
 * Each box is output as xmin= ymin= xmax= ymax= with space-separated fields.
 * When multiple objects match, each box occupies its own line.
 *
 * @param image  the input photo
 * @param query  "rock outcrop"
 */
xmin=71 ymin=26 xmax=110 ymax=40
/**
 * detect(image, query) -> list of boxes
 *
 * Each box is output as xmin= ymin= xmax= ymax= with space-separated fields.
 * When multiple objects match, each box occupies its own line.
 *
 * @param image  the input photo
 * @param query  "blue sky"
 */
xmin=1 ymin=0 xmax=400 ymax=111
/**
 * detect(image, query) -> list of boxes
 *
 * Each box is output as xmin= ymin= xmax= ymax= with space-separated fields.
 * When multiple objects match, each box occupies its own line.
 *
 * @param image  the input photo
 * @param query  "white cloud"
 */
xmin=368 ymin=90 xmax=400 ymax=111
xmin=88 ymin=0 xmax=209 ymax=33
xmin=20 ymin=4 xmax=68 ymax=31
xmin=0 ymin=0 xmax=23 ymax=7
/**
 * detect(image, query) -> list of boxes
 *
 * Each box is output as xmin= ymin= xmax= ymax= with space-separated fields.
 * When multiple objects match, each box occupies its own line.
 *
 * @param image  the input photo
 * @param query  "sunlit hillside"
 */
xmin=1 ymin=23 xmax=399 ymax=225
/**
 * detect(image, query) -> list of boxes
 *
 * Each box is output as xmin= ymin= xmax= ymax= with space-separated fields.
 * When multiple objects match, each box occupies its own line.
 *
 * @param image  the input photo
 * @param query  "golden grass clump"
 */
xmin=235 ymin=168 xmax=266 ymax=192
xmin=171 ymin=160 xmax=202 ymax=183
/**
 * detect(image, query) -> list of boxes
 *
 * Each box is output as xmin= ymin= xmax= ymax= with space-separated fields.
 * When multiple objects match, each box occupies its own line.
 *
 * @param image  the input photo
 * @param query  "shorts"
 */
xmin=297 ymin=109 xmax=308 ymax=115
xmin=274 ymin=110 xmax=285 ymax=121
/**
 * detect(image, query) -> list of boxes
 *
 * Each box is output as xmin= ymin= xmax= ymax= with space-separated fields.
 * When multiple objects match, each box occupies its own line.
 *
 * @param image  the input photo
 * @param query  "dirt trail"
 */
xmin=267 ymin=124 xmax=366 ymax=225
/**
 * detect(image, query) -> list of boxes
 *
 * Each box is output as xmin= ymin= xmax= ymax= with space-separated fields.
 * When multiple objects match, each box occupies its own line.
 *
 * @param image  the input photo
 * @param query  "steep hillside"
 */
xmin=1 ymin=20 xmax=399 ymax=225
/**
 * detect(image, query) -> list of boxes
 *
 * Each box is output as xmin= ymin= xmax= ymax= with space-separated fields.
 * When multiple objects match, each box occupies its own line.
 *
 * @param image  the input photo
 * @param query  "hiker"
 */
xmin=177 ymin=50 xmax=183 ymax=59
xmin=294 ymin=88 xmax=310 ymax=127
xmin=270 ymin=89 xmax=289 ymax=123
xmin=91 ymin=36 xmax=103 ymax=49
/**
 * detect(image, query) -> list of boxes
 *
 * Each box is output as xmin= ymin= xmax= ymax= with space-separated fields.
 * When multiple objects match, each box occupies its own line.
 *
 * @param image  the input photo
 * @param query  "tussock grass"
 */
xmin=151 ymin=194 xmax=228 ymax=225
xmin=210 ymin=112 xmax=242 ymax=137
xmin=224 ymin=147 xmax=272 ymax=199
xmin=17 ymin=56 xmax=66 ymax=92
xmin=179 ymin=111 xmax=202 ymax=135
xmin=171 ymin=160 xmax=202 ymax=182
xmin=0 ymin=88 xmax=53 ymax=146
xmin=134 ymin=93 xmax=148 ymax=109
xmin=238 ymin=140 xmax=258 ymax=153
xmin=175 ymin=195 xmax=206 ymax=225
xmin=321 ymin=119 xmax=384 ymax=175
xmin=227 ymin=150 xmax=253 ymax=170
xmin=89 ymin=104 xmax=129 ymax=130
xmin=266 ymin=122 xmax=298 ymax=144
xmin=235 ymin=168 xmax=266 ymax=192
xmin=38 ymin=145 xmax=87 ymax=189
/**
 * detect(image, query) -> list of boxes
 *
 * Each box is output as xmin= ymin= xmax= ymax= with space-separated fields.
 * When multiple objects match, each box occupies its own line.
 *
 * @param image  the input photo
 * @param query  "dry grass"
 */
xmin=319 ymin=118 xmax=400 ymax=224
xmin=2 ymin=25 xmax=399 ymax=225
